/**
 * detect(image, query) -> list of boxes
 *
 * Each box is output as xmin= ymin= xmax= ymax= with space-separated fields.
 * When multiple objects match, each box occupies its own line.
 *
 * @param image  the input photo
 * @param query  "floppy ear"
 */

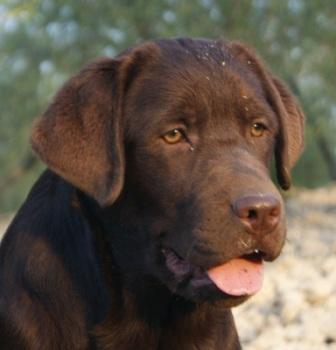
xmin=230 ymin=42 xmax=305 ymax=190
xmin=31 ymin=44 xmax=158 ymax=206
xmin=271 ymin=77 xmax=305 ymax=182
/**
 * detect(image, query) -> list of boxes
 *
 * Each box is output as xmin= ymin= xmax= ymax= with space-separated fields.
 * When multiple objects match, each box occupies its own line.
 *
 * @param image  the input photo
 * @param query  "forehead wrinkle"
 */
xmin=126 ymin=62 xmax=215 ymax=134
xmin=124 ymin=88 xmax=199 ymax=143
xmin=205 ymin=67 xmax=278 ymax=130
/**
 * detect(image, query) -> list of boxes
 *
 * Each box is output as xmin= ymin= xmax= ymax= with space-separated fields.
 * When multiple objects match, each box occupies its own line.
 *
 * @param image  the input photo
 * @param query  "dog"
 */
xmin=0 ymin=38 xmax=304 ymax=349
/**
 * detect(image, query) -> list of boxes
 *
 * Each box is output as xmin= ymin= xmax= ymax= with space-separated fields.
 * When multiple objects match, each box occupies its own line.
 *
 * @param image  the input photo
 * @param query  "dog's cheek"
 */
xmin=127 ymin=145 xmax=195 ymax=207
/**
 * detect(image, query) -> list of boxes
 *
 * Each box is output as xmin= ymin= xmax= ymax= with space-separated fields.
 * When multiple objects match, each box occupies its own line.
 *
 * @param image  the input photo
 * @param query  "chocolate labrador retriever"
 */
xmin=0 ymin=38 xmax=304 ymax=349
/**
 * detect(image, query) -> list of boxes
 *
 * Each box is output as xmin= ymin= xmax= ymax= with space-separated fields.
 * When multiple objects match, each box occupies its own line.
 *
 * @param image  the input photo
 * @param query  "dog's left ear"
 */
xmin=270 ymin=77 xmax=305 ymax=189
xmin=31 ymin=43 xmax=158 ymax=206
xmin=230 ymin=42 xmax=305 ymax=190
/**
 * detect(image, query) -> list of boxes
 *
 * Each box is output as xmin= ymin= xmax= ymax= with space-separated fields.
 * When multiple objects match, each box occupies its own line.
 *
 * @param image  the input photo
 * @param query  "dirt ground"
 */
xmin=1 ymin=186 xmax=335 ymax=349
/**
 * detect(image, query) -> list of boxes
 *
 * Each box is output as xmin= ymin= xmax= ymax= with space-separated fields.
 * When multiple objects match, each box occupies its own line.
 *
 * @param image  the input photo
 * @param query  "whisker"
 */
xmin=239 ymin=237 xmax=249 ymax=248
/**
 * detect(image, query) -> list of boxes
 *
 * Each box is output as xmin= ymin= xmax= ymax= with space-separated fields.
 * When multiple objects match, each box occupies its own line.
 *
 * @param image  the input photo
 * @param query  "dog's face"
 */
xmin=31 ymin=39 xmax=304 ymax=307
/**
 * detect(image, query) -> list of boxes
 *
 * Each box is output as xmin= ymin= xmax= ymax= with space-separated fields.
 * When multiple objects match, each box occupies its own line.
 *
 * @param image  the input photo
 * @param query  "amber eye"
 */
xmin=162 ymin=129 xmax=185 ymax=144
xmin=251 ymin=123 xmax=266 ymax=137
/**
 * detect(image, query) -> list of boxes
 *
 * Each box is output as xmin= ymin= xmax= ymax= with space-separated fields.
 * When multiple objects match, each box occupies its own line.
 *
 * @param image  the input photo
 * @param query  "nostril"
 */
xmin=248 ymin=209 xmax=258 ymax=219
xmin=270 ymin=206 xmax=280 ymax=217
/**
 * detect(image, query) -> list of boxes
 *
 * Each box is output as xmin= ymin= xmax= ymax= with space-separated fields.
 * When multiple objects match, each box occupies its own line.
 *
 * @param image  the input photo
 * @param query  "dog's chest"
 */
xmin=92 ymin=303 xmax=239 ymax=350
xmin=92 ymin=321 xmax=217 ymax=350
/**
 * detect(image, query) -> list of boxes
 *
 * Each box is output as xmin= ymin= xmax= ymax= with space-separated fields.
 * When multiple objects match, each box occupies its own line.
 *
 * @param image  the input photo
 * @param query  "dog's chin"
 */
xmin=158 ymin=248 xmax=253 ymax=307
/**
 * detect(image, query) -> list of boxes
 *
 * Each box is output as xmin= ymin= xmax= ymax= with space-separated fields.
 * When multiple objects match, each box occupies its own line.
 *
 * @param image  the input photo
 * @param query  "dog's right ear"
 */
xmin=31 ymin=43 xmax=158 ymax=206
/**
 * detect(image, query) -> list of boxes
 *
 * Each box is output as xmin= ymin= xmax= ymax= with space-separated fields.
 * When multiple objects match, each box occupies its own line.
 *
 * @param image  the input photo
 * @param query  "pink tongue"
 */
xmin=207 ymin=258 xmax=264 ymax=296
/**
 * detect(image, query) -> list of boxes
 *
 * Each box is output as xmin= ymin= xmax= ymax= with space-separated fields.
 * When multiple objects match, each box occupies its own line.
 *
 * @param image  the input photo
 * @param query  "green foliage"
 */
xmin=0 ymin=0 xmax=335 ymax=212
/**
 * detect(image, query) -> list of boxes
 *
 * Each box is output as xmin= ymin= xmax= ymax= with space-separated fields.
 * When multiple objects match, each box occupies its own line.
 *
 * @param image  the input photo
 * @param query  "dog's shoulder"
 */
xmin=0 ymin=170 xmax=110 ymax=346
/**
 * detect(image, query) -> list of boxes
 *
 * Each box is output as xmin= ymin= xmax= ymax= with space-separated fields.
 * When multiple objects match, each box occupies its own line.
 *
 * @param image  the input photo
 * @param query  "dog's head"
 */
xmin=31 ymin=38 xmax=304 ymax=307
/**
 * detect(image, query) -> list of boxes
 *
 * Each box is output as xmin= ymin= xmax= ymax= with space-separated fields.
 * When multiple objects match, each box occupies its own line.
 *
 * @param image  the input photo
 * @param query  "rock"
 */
xmin=280 ymin=291 xmax=306 ymax=324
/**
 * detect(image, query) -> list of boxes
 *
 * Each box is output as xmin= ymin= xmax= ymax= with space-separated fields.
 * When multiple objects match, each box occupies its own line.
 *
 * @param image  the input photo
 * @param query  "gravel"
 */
xmin=233 ymin=186 xmax=336 ymax=350
xmin=1 ymin=186 xmax=335 ymax=349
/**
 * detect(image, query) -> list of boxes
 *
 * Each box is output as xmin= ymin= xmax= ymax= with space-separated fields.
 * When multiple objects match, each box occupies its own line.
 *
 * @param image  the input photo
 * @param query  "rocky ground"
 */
xmin=0 ymin=186 xmax=335 ymax=349
xmin=233 ymin=186 xmax=336 ymax=350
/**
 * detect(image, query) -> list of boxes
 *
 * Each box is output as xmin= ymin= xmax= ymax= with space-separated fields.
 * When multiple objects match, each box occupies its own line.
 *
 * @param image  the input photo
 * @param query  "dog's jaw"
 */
xmin=158 ymin=247 xmax=263 ymax=306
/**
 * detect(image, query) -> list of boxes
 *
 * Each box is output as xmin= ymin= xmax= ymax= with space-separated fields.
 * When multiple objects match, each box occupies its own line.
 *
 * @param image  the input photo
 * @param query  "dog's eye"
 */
xmin=251 ymin=123 xmax=266 ymax=137
xmin=162 ymin=129 xmax=185 ymax=144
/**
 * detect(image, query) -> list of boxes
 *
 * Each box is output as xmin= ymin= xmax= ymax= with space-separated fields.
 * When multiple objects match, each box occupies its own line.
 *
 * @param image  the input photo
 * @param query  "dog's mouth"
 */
xmin=161 ymin=247 xmax=264 ymax=298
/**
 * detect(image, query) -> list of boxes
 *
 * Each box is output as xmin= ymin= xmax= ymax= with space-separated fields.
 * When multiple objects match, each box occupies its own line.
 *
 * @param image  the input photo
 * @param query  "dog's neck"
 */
xmin=92 ymin=288 xmax=239 ymax=350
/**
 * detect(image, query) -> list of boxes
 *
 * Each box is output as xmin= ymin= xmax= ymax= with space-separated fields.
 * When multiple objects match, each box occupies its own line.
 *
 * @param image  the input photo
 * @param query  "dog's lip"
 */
xmin=241 ymin=249 xmax=265 ymax=262
xmin=162 ymin=247 xmax=195 ymax=277
xmin=161 ymin=247 xmax=264 ymax=291
xmin=161 ymin=247 xmax=214 ymax=290
xmin=162 ymin=246 xmax=264 ymax=269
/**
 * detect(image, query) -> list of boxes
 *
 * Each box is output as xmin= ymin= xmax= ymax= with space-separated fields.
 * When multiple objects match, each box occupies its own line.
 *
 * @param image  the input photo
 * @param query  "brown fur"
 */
xmin=0 ymin=38 xmax=304 ymax=349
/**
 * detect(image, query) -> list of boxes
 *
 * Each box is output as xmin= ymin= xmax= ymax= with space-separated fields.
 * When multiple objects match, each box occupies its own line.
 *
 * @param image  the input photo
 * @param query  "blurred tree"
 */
xmin=0 ymin=0 xmax=335 ymax=212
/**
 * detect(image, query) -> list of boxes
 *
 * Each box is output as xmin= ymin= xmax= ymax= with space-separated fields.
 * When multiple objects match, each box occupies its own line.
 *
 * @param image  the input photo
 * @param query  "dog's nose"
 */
xmin=232 ymin=194 xmax=281 ymax=235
